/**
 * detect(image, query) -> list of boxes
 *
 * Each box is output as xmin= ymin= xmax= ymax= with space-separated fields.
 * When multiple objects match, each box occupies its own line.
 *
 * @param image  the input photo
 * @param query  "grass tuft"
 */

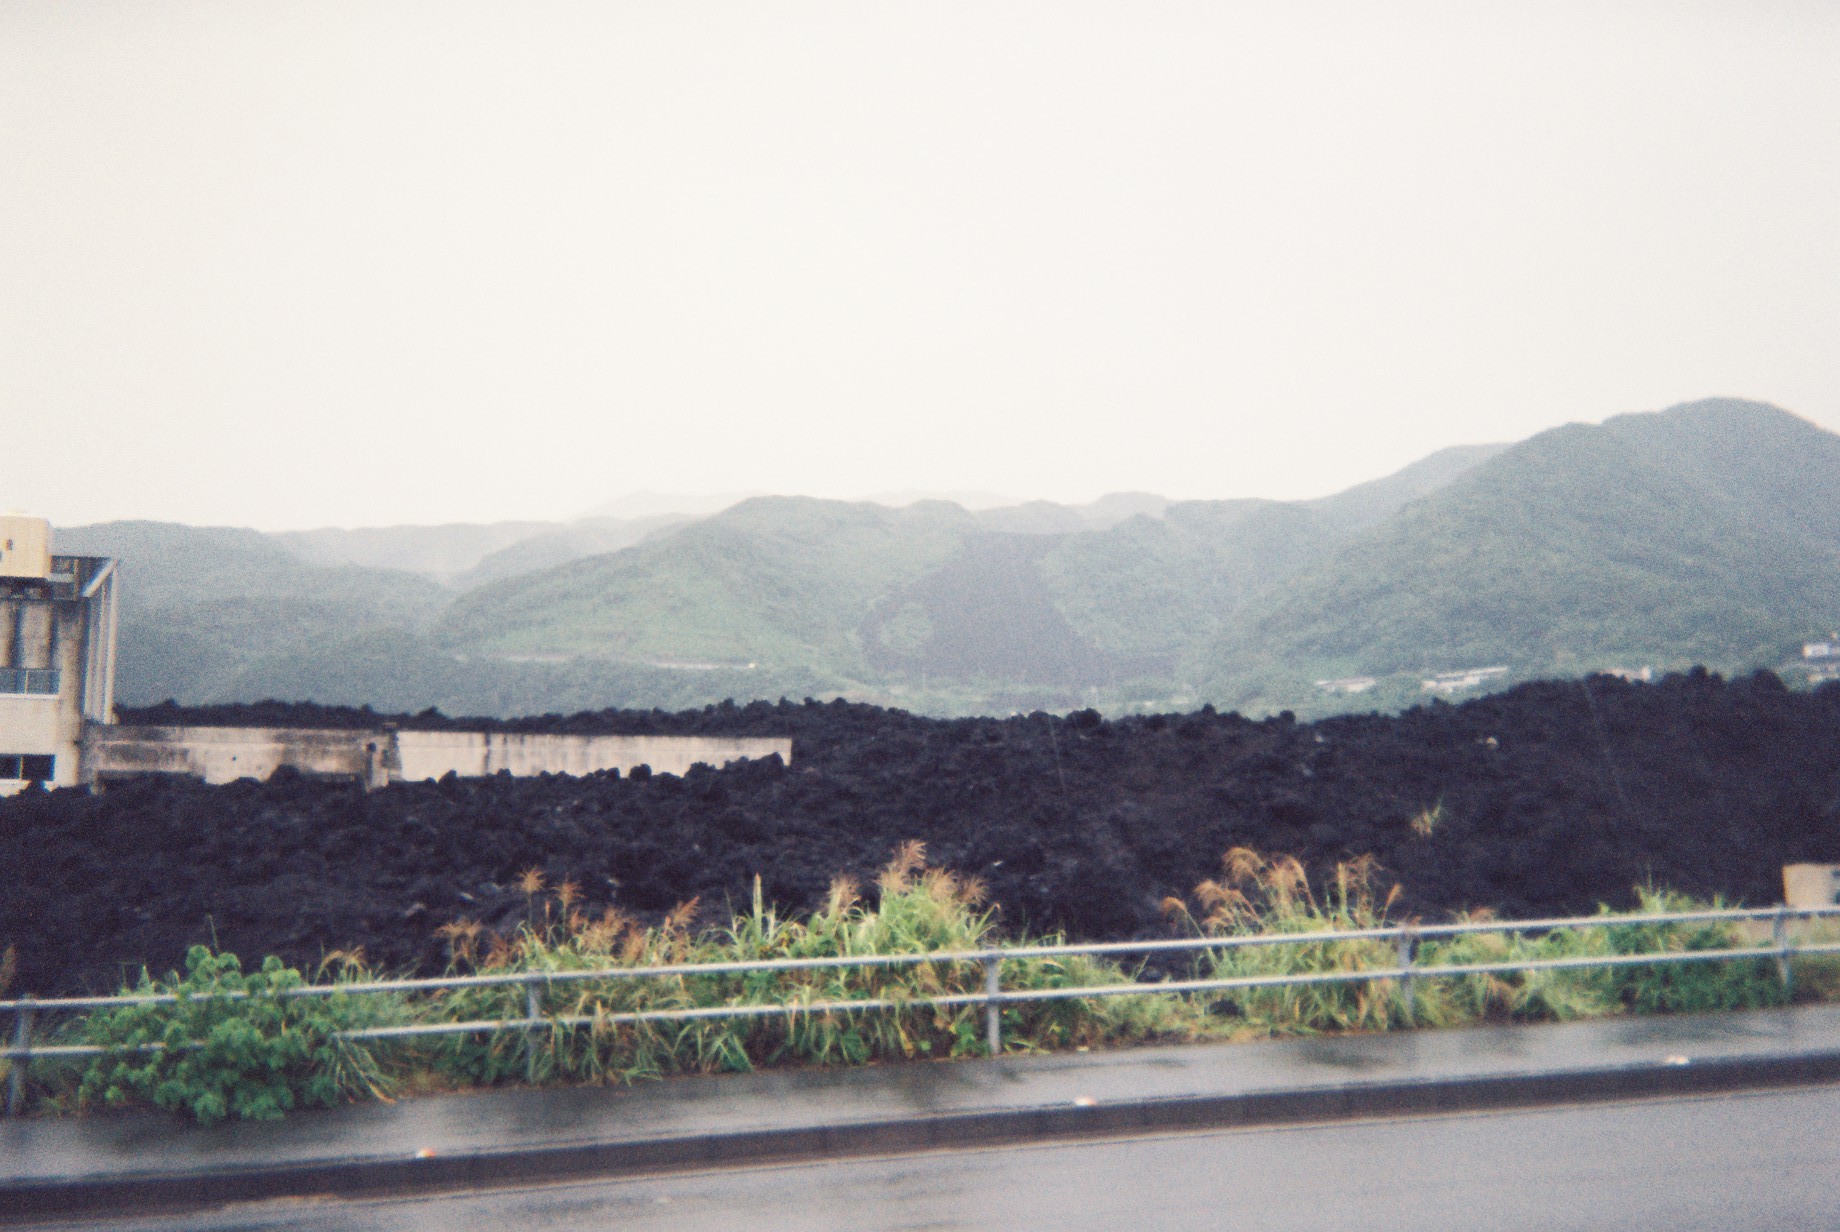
xmin=412 ymin=845 xmax=1193 ymax=1087
xmin=7 ymin=847 xmax=1820 ymax=1122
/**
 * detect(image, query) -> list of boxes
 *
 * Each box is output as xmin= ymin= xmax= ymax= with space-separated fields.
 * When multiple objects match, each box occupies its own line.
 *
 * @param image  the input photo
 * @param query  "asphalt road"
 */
xmin=27 ymin=1085 xmax=1840 ymax=1232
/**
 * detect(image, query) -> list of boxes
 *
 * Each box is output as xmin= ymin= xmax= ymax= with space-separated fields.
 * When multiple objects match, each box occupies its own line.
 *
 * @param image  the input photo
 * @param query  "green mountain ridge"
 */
xmin=50 ymin=521 xmax=450 ymax=705
xmin=435 ymin=497 xmax=982 ymax=672
xmin=53 ymin=398 xmax=1840 ymax=718
xmin=270 ymin=513 xmax=695 ymax=587
xmin=1209 ymin=398 xmax=1840 ymax=712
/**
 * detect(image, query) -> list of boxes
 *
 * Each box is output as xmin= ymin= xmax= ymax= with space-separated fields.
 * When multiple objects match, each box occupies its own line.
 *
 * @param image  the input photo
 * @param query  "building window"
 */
xmin=1 ymin=754 xmax=55 ymax=781
xmin=0 ymin=668 xmax=59 ymax=695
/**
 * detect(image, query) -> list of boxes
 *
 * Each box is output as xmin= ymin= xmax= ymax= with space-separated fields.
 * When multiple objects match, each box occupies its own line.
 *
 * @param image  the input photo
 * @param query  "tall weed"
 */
xmin=413 ymin=843 xmax=1191 ymax=1088
xmin=1170 ymin=851 xmax=1791 ymax=1036
xmin=1168 ymin=849 xmax=1430 ymax=1034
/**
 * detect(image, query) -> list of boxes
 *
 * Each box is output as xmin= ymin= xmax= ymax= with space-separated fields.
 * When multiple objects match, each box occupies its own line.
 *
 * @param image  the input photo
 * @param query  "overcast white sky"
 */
xmin=3 ymin=2 xmax=1837 ymax=531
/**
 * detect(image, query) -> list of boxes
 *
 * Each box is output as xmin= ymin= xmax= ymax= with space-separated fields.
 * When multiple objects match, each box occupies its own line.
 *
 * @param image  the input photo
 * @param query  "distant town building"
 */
xmin=1421 ymin=665 xmax=1510 ymax=694
xmin=1601 ymin=666 xmax=1653 ymax=683
xmin=1804 ymin=642 xmax=1840 ymax=661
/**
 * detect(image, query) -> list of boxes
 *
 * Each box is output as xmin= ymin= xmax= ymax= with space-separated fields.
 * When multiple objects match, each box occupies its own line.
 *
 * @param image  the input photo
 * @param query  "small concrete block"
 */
xmin=1783 ymin=864 xmax=1840 ymax=909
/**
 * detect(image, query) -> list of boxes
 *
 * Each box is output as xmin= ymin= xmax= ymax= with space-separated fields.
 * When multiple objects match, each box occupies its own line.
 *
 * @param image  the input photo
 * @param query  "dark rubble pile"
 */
xmin=5 ymin=670 xmax=1840 ymax=996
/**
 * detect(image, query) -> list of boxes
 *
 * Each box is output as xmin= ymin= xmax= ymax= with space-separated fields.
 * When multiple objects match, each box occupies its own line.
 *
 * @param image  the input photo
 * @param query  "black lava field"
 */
xmin=6 ymin=671 xmax=1840 ymax=997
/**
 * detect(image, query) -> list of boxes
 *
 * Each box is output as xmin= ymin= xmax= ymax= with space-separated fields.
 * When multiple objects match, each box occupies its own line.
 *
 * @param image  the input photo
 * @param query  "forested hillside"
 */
xmin=1207 ymin=400 xmax=1840 ymax=713
xmin=54 ymin=399 xmax=1840 ymax=718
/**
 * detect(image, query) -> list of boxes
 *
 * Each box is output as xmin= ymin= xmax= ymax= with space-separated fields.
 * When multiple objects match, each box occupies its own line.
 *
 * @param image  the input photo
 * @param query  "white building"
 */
xmin=1420 ymin=665 xmax=1511 ymax=694
xmin=0 ymin=515 xmax=118 ymax=792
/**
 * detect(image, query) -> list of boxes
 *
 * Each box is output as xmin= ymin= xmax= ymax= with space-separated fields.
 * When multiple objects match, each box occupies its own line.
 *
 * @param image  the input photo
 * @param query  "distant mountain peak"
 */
xmin=1220 ymin=396 xmax=1840 ymax=696
xmin=1304 ymin=442 xmax=1510 ymax=534
xmin=579 ymin=491 xmax=763 ymax=520
xmin=1590 ymin=396 xmax=1811 ymax=442
xmin=861 ymin=489 xmax=1018 ymax=511
xmin=1650 ymin=395 xmax=1797 ymax=420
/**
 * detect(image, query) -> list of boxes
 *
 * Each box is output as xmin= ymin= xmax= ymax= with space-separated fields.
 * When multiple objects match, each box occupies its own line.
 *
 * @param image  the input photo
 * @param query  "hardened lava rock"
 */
xmin=4 ymin=670 xmax=1837 ymax=996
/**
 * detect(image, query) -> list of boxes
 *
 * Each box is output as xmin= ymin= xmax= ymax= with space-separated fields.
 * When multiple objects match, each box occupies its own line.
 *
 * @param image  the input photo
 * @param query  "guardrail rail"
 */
xmin=8 ymin=903 xmax=1840 ymax=1115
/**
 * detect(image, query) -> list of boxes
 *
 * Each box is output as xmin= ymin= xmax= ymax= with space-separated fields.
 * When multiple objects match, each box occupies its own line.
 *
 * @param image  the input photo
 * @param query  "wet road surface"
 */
xmin=24 ymin=1084 xmax=1840 ymax=1231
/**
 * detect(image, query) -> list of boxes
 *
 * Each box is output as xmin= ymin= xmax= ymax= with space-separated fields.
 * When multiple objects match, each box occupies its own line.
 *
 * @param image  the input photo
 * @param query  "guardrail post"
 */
xmin=1774 ymin=906 xmax=1795 ymax=997
xmin=1396 ymin=928 xmax=1417 ymax=1025
xmin=982 ymin=955 xmax=1002 ymax=1056
xmin=6 ymin=997 xmax=33 ymax=1117
xmin=525 ymin=977 xmax=543 ymax=1084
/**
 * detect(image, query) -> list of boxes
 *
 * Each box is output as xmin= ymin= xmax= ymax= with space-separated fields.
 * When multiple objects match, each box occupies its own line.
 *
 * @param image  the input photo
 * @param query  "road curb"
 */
xmin=9 ymin=1046 xmax=1840 ymax=1223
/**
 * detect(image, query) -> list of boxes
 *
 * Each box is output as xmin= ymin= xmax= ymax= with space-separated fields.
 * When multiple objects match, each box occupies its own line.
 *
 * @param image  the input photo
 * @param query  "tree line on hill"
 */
xmin=53 ymin=398 xmax=1840 ymax=719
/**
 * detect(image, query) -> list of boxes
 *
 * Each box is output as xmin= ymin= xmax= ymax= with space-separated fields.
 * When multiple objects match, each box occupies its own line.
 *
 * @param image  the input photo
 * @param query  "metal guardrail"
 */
xmin=7 ymin=903 xmax=1840 ymax=1115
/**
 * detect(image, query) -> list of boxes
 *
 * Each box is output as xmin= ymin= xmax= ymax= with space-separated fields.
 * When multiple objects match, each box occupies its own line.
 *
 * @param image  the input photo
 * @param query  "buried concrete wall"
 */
xmin=392 ymin=731 xmax=792 ymax=782
xmin=83 ymin=724 xmax=792 ymax=788
xmin=85 ymin=725 xmax=382 ymax=786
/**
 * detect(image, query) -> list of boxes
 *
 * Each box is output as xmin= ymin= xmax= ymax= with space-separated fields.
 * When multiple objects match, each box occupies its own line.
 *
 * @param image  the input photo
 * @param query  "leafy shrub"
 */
xmin=75 ymin=947 xmax=396 ymax=1124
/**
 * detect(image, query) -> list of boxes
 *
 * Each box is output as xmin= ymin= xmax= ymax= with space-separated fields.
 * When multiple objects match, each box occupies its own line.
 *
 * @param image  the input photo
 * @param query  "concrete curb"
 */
xmin=9 ymin=1046 xmax=1840 ymax=1224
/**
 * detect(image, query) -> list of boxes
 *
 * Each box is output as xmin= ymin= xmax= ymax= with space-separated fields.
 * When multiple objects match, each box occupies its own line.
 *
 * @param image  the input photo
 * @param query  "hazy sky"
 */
xmin=4 ymin=2 xmax=1836 ymax=531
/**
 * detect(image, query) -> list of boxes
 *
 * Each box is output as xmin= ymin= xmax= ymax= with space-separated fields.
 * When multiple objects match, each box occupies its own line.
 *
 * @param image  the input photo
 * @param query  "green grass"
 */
xmin=10 ymin=846 xmax=1819 ymax=1122
xmin=414 ymin=845 xmax=1185 ymax=1088
xmin=0 ymin=945 xmax=15 ymax=1100
xmin=1165 ymin=849 xmax=1790 ymax=1036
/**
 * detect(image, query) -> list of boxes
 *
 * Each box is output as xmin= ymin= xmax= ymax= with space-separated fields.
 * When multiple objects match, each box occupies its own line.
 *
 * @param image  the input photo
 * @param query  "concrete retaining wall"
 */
xmin=392 ymin=731 xmax=793 ymax=781
xmin=85 ymin=725 xmax=382 ymax=786
xmin=83 ymin=725 xmax=791 ymax=788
